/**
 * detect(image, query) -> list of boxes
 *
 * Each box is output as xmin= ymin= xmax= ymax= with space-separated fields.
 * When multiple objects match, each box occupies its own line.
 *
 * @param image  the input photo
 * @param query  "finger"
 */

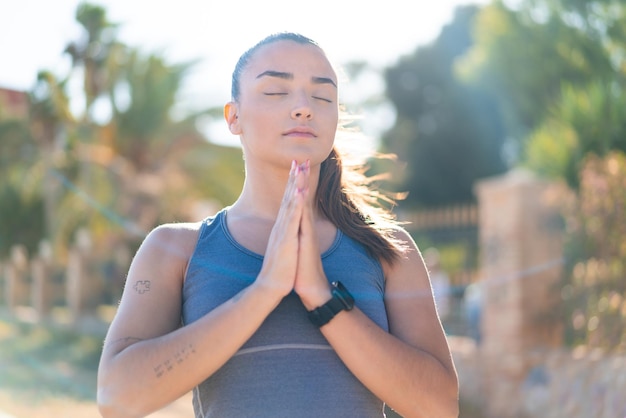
xmin=273 ymin=160 xmax=305 ymax=240
xmin=279 ymin=160 xmax=298 ymax=210
xmin=293 ymin=160 xmax=310 ymax=197
xmin=299 ymin=195 xmax=316 ymax=245
xmin=276 ymin=160 xmax=302 ymax=225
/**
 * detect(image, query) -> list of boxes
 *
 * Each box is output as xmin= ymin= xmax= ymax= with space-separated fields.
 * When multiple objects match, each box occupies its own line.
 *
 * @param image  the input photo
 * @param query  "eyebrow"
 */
xmin=256 ymin=70 xmax=337 ymax=88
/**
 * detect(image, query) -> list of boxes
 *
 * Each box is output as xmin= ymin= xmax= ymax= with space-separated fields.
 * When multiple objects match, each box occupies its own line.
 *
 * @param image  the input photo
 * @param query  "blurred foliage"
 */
xmin=560 ymin=152 xmax=626 ymax=353
xmin=0 ymin=179 xmax=45 ymax=257
xmin=0 ymin=96 xmax=47 ymax=257
xmin=382 ymin=5 xmax=508 ymax=207
xmin=380 ymin=0 xmax=626 ymax=353
xmin=381 ymin=0 xmax=624 ymax=206
xmin=0 ymin=2 xmax=242 ymax=259
xmin=524 ymin=81 xmax=626 ymax=187
xmin=458 ymin=0 xmax=619 ymax=140
xmin=454 ymin=0 xmax=626 ymax=352
xmin=458 ymin=0 xmax=625 ymax=173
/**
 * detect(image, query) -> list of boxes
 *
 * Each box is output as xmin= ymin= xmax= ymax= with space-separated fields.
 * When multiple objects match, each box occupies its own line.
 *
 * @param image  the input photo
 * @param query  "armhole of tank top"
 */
xmin=183 ymin=213 xmax=220 ymax=283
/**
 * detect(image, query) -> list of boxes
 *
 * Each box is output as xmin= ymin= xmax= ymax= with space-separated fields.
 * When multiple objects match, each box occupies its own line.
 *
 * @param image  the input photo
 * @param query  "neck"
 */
xmin=230 ymin=160 xmax=321 ymax=221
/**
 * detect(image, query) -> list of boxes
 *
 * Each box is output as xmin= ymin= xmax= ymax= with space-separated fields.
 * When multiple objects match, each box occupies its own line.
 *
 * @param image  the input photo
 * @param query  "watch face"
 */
xmin=332 ymin=281 xmax=355 ymax=310
xmin=308 ymin=281 xmax=356 ymax=327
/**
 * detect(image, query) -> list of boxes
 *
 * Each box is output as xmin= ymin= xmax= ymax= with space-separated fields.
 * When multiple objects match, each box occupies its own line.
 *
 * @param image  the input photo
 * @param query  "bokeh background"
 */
xmin=0 ymin=0 xmax=625 ymax=417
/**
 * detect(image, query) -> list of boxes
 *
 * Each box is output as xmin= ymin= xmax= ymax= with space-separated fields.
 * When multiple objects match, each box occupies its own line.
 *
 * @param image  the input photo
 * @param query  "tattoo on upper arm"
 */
xmin=153 ymin=343 xmax=196 ymax=378
xmin=133 ymin=280 xmax=151 ymax=294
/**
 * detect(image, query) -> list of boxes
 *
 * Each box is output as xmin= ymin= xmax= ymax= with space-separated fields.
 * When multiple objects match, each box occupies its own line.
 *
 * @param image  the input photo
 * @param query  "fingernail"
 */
xmin=295 ymin=164 xmax=300 ymax=175
xmin=291 ymin=160 xmax=296 ymax=173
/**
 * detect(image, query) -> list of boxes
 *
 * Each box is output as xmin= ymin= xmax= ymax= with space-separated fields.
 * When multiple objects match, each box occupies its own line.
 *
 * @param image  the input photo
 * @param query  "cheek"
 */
xmin=323 ymin=112 xmax=339 ymax=138
xmin=241 ymin=106 xmax=274 ymax=130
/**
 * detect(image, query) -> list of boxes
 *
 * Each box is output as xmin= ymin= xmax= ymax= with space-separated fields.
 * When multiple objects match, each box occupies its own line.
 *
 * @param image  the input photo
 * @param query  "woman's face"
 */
xmin=229 ymin=40 xmax=339 ymax=168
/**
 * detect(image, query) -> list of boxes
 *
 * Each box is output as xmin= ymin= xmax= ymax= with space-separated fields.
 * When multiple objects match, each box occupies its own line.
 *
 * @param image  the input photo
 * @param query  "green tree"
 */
xmin=560 ymin=152 xmax=626 ymax=352
xmin=382 ymin=5 xmax=507 ymax=207
xmin=458 ymin=0 xmax=620 ymax=147
xmin=110 ymin=51 xmax=197 ymax=170
xmin=28 ymin=71 xmax=76 ymax=244
xmin=0 ymin=116 xmax=44 ymax=257
xmin=2 ymin=3 xmax=242 ymax=259
xmin=65 ymin=2 xmax=121 ymax=114
xmin=55 ymin=3 xmax=242 ymax=249
xmin=525 ymin=81 xmax=626 ymax=187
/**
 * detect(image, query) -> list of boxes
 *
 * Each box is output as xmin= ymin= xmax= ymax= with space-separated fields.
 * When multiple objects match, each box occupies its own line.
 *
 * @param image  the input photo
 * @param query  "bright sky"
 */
xmin=0 ymin=0 xmax=486 ymax=144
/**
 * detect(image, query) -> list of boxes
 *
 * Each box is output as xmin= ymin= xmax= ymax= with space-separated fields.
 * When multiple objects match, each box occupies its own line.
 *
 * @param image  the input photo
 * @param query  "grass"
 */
xmin=0 ymin=310 xmax=196 ymax=418
xmin=0 ymin=313 xmax=104 ymax=403
xmin=0 ymin=311 xmax=486 ymax=418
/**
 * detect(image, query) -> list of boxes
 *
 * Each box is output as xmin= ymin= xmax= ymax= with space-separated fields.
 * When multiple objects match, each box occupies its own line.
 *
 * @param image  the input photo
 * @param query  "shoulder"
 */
xmin=147 ymin=221 xmax=203 ymax=246
xmin=135 ymin=221 xmax=204 ymax=269
xmin=381 ymin=226 xmax=428 ymax=286
xmin=386 ymin=225 xmax=421 ymax=264
xmin=149 ymin=220 xmax=204 ymax=240
xmin=388 ymin=225 xmax=416 ymax=248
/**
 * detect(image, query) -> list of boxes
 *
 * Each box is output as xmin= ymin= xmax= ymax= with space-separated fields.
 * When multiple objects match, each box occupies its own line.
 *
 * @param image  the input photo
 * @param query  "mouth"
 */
xmin=283 ymin=127 xmax=317 ymax=138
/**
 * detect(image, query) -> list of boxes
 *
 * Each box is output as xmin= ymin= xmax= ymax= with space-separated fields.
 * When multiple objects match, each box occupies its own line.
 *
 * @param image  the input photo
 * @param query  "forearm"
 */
xmin=321 ymin=308 xmax=459 ymax=418
xmin=97 ymin=282 xmax=282 ymax=418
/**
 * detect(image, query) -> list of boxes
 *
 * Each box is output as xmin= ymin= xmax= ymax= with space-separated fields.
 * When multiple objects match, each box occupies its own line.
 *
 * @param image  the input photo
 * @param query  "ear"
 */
xmin=224 ymin=102 xmax=241 ymax=135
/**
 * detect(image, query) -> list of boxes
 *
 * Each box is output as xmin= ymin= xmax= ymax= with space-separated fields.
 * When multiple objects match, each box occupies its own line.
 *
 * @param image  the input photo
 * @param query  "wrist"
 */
xmin=249 ymin=279 xmax=289 ymax=310
xmin=306 ymin=281 xmax=355 ymax=327
xmin=297 ymin=284 xmax=333 ymax=311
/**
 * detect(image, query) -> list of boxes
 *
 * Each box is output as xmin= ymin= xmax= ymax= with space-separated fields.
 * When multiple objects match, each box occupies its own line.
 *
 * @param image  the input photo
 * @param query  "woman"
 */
xmin=97 ymin=32 xmax=458 ymax=418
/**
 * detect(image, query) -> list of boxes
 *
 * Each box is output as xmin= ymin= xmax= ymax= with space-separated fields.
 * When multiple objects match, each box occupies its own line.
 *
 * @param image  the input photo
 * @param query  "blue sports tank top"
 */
xmin=182 ymin=209 xmax=389 ymax=418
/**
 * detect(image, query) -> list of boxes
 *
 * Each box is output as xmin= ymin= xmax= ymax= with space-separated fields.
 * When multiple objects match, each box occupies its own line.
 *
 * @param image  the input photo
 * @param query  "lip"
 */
xmin=283 ymin=126 xmax=317 ymax=138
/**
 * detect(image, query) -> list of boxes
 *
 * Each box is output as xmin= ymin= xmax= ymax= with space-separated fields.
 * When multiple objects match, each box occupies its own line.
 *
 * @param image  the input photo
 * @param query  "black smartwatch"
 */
xmin=307 ymin=281 xmax=355 ymax=327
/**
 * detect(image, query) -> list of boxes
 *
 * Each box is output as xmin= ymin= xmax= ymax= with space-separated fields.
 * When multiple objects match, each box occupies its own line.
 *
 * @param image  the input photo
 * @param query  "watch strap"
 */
xmin=307 ymin=282 xmax=354 ymax=327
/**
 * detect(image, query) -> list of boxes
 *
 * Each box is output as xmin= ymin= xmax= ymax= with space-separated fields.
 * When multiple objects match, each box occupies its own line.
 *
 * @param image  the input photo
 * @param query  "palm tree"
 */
xmin=104 ymin=49 xmax=243 ymax=232
xmin=64 ymin=2 xmax=120 ymax=115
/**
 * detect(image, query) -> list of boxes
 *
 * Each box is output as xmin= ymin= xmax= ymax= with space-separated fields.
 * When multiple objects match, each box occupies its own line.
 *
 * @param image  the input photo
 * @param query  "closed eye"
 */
xmin=313 ymin=96 xmax=333 ymax=103
xmin=264 ymin=92 xmax=287 ymax=96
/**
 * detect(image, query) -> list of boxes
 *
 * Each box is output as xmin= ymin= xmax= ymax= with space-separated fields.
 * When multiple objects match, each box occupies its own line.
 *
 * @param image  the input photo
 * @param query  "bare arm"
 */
xmin=98 ymin=161 xmax=306 ymax=418
xmin=304 ymin=228 xmax=459 ymax=418
xmin=96 ymin=224 xmax=284 ymax=418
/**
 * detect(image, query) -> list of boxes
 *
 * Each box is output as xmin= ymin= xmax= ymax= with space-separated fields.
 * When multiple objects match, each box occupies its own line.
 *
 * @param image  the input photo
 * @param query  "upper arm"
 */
xmin=101 ymin=223 xmax=200 ymax=357
xmin=383 ymin=228 xmax=455 ymax=372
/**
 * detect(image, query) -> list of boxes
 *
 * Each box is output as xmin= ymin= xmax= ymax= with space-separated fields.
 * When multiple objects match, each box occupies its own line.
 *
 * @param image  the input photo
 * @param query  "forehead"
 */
xmin=242 ymin=40 xmax=337 ymax=83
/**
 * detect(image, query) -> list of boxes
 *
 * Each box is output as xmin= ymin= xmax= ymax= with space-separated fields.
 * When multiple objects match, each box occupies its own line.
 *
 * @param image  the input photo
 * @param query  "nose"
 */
xmin=291 ymin=94 xmax=313 ymax=120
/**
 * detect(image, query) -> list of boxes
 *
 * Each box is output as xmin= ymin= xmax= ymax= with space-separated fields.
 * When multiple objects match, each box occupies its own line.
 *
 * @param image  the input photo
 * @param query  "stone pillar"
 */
xmin=31 ymin=240 xmax=54 ymax=318
xmin=474 ymin=169 xmax=565 ymax=418
xmin=0 ymin=260 xmax=3 ymax=304
xmin=66 ymin=229 xmax=93 ymax=321
xmin=4 ymin=245 xmax=29 ymax=312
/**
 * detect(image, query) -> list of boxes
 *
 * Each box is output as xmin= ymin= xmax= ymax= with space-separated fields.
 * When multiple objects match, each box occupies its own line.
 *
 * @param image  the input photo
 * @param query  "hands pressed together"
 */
xmin=257 ymin=160 xmax=332 ymax=310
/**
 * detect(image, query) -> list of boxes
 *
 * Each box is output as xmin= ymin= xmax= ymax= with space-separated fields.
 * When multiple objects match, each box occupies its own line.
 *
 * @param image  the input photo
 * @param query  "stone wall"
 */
xmin=451 ymin=337 xmax=626 ymax=418
xmin=456 ymin=169 xmax=626 ymax=417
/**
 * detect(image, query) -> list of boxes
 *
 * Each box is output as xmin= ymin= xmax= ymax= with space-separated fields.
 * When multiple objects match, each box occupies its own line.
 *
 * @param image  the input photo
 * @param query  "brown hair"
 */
xmin=317 ymin=144 xmax=406 ymax=264
xmin=232 ymin=32 xmax=407 ymax=264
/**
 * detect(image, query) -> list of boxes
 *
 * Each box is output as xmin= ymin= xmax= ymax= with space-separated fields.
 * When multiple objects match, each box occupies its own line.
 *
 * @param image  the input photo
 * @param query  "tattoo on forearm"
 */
xmin=153 ymin=343 xmax=196 ymax=378
xmin=133 ymin=280 xmax=151 ymax=294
